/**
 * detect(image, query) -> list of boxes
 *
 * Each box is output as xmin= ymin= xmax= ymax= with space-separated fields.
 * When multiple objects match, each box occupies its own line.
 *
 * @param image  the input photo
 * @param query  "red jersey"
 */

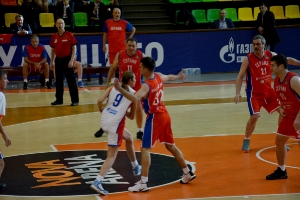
xmin=118 ymin=49 xmax=142 ymax=90
xmin=50 ymin=31 xmax=77 ymax=57
xmin=23 ymin=44 xmax=47 ymax=63
xmin=103 ymin=19 xmax=134 ymax=53
xmin=246 ymin=50 xmax=273 ymax=98
xmin=142 ymin=73 xmax=166 ymax=115
xmin=274 ymin=72 xmax=300 ymax=117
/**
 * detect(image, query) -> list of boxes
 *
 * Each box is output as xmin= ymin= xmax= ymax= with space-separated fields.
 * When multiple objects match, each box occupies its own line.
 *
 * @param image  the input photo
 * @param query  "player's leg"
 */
xmin=22 ymin=63 xmax=30 ymax=89
xmin=43 ymin=62 xmax=52 ymax=89
xmin=75 ymin=61 xmax=83 ymax=87
xmin=136 ymin=102 xmax=144 ymax=140
xmin=0 ymin=156 xmax=6 ymax=191
xmin=122 ymin=128 xmax=141 ymax=176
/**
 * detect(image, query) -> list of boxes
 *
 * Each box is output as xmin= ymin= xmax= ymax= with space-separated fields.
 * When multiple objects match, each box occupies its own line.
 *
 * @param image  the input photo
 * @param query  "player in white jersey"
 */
xmin=90 ymin=71 xmax=141 ymax=195
xmin=0 ymin=69 xmax=11 ymax=192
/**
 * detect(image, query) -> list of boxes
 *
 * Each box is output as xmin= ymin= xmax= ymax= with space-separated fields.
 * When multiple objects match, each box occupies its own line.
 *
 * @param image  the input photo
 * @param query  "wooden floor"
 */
xmin=1 ymin=80 xmax=300 ymax=200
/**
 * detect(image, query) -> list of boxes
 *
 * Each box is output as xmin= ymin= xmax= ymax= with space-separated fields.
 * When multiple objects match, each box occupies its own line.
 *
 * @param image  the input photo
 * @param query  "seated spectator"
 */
xmin=22 ymin=35 xmax=51 ymax=90
xmin=208 ymin=9 xmax=235 ymax=29
xmin=36 ymin=0 xmax=52 ymax=13
xmin=20 ymin=0 xmax=39 ymax=32
xmin=88 ymin=0 xmax=105 ymax=29
xmin=55 ymin=0 xmax=75 ymax=31
xmin=10 ymin=15 xmax=32 ymax=35
xmin=105 ymin=0 xmax=122 ymax=20
xmin=71 ymin=0 xmax=90 ymax=12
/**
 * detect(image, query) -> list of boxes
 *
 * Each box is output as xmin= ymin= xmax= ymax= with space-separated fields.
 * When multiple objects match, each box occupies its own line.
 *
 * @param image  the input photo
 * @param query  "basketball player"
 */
xmin=235 ymin=35 xmax=300 ymax=152
xmin=22 ymin=35 xmax=51 ymax=90
xmin=90 ymin=71 xmax=141 ymax=195
xmin=113 ymin=57 xmax=196 ymax=192
xmin=94 ymin=38 xmax=144 ymax=140
xmin=266 ymin=54 xmax=300 ymax=180
xmin=0 ymin=70 xmax=11 ymax=191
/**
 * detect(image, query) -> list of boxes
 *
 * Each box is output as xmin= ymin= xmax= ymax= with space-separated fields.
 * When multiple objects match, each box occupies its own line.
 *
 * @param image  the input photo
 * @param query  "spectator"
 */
xmin=55 ymin=0 xmax=75 ymax=31
xmin=105 ymin=0 xmax=122 ymax=20
xmin=36 ymin=0 xmax=52 ymax=13
xmin=256 ymin=3 xmax=280 ymax=52
xmin=87 ymin=0 xmax=105 ymax=29
xmin=20 ymin=0 xmax=39 ymax=32
xmin=71 ymin=0 xmax=90 ymax=12
xmin=209 ymin=9 xmax=235 ymax=29
xmin=10 ymin=15 xmax=32 ymax=35
xmin=22 ymin=35 xmax=51 ymax=90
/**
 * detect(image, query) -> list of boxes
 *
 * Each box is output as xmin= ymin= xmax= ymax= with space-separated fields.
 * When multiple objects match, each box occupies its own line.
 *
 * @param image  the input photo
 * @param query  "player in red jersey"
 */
xmin=235 ymin=35 xmax=300 ymax=152
xmin=102 ymin=8 xmax=135 ymax=65
xmin=22 ymin=35 xmax=51 ymax=90
xmin=266 ymin=54 xmax=300 ymax=180
xmin=95 ymin=38 xmax=144 ymax=139
xmin=113 ymin=57 xmax=196 ymax=192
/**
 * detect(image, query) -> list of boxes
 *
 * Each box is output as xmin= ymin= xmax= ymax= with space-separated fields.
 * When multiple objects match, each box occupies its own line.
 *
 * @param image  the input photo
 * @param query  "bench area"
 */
xmin=1 ymin=66 xmax=110 ymax=84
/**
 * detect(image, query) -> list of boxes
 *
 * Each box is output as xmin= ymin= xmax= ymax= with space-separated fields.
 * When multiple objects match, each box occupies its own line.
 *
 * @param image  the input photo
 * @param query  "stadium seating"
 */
xmin=102 ymin=0 xmax=110 ymax=5
xmin=74 ymin=12 xmax=88 ymax=27
xmin=202 ymin=0 xmax=217 ymax=2
xmin=207 ymin=9 xmax=220 ymax=22
xmin=39 ymin=13 xmax=55 ymax=27
xmin=186 ymin=0 xmax=201 ymax=2
xmin=285 ymin=5 xmax=300 ymax=19
xmin=238 ymin=7 xmax=255 ymax=21
xmin=170 ymin=0 xmax=186 ymax=3
xmin=4 ymin=13 xmax=18 ymax=27
xmin=192 ymin=9 xmax=208 ymax=23
xmin=269 ymin=6 xmax=286 ymax=19
xmin=224 ymin=8 xmax=239 ymax=21
xmin=175 ymin=10 xmax=184 ymax=24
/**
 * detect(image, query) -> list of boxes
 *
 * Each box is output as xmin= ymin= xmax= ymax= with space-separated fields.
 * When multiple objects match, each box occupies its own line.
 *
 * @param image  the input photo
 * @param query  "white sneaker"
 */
xmin=128 ymin=180 xmax=150 ymax=192
xmin=90 ymin=180 xmax=108 ymax=195
xmin=180 ymin=171 xmax=196 ymax=184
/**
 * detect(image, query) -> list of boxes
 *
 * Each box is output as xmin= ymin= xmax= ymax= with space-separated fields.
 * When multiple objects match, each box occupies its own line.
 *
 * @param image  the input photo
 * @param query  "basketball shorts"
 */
xmin=277 ymin=116 xmax=300 ymax=140
xmin=109 ymin=52 xmax=118 ymax=65
xmin=102 ymin=121 xmax=125 ymax=147
xmin=142 ymin=111 xmax=175 ymax=148
xmin=247 ymin=91 xmax=280 ymax=115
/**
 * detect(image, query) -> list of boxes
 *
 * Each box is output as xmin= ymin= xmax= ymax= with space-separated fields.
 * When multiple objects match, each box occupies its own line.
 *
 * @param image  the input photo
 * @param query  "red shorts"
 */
xmin=247 ymin=91 xmax=280 ymax=115
xmin=29 ymin=64 xmax=44 ymax=74
xmin=277 ymin=116 xmax=300 ymax=140
xmin=142 ymin=111 xmax=175 ymax=148
xmin=109 ymin=52 xmax=118 ymax=65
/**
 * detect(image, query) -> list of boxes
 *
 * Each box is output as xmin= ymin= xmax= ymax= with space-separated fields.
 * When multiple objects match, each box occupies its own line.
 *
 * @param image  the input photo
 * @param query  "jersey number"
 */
xmin=261 ymin=67 xmax=267 ymax=75
xmin=113 ymin=94 xmax=123 ymax=107
xmin=153 ymin=89 xmax=163 ymax=105
xmin=127 ymin=65 xmax=132 ymax=71
xmin=279 ymin=93 xmax=286 ymax=100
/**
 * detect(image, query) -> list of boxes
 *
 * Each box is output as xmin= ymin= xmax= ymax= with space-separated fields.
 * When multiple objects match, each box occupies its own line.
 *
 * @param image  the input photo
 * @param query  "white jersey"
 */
xmin=101 ymin=86 xmax=135 ymax=134
xmin=0 ymin=92 xmax=6 ymax=116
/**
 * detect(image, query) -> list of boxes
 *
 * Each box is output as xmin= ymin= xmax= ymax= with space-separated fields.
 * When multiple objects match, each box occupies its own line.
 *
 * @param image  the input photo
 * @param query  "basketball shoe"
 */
xmin=137 ymin=131 xmax=143 ymax=140
xmin=128 ymin=180 xmax=150 ymax=192
xmin=180 ymin=171 xmax=196 ymax=184
xmin=90 ymin=180 xmax=108 ymax=195
xmin=266 ymin=167 xmax=288 ymax=180
xmin=242 ymin=139 xmax=250 ymax=152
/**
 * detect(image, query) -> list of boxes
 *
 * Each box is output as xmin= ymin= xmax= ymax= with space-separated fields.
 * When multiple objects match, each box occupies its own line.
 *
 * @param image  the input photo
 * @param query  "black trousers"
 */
xmin=55 ymin=56 xmax=79 ymax=103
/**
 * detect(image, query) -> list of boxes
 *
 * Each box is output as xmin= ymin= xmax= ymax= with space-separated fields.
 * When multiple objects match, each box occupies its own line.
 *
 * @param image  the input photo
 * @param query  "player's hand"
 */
xmin=102 ymin=46 xmax=107 ymax=53
xmin=2 ymin=134 xmax=11 ymax=147
xmin=178 ymin=70 xmax=187 ymax=81
xmin=277 ymin=107 xmax=286 ymax=118
xmin=234 ymin=94 xmax=242 ymax=103
xmin=113 ymin=78 xmax=121 ymax=91
xmin=68 ymin=61 xmax=73 ymax=68
xmin=294 ymin=116 xmax=300 ymax=131
xmin=36 ymin=63 xmax=41 ymax=70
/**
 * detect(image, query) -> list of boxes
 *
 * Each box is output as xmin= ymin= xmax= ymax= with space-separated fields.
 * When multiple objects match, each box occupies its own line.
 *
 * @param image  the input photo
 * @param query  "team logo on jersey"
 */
xmin=1 ymin=150 xmax=196 ymax=197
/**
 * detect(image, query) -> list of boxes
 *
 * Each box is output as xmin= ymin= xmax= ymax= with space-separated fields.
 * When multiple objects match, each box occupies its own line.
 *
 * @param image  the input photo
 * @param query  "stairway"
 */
xmin=121 ymin=0 xmax=173 ymax=32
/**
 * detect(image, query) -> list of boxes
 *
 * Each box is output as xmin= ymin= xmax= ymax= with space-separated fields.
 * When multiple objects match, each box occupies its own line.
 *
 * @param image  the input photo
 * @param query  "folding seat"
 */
xmin=74 ymin=12 xmax=88 ymax=27
xmin=285 ymin=5 xmax=300 ymax=19
xmin=207 ymin=9 xmax=220 ymax=22
xmin=202 ymin=0 xmax=217 ymax=2
xmin=102 ymin=0 xmax=110 ymax=5
xmin=39 ymin=13 xmax=55 ymax=27
xmin=186 ymin=0 xmax=201 ymax=2
xmin=218 ymin=0 xmax=231 ymax=1
xmin=175 ymin=10 xmax=184 ymax=24
xmin=269 ymin=6 xmax=286 ymax=19
xmin=224 ymin=8 xmax=239 ymax=21
xmin=192 ymin=9 xmax=208 ymax=23
xmin=4 ymin=13 xmax=18 ymax=27
xmin=238 ymin=7 xmax=255 ymax=21
xmin=170 ymin=0 xmax=186 ymax=3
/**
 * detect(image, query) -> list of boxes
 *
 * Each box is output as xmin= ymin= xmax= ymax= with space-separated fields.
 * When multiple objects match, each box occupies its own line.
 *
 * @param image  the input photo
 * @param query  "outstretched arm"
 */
xmin=287 ymin=57 xmax=300 ymax=66
xmin=156 ymin=70 xmax=187 ymax=82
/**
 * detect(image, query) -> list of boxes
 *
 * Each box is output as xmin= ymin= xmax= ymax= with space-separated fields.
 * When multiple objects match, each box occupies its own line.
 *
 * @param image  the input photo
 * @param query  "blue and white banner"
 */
xmin=1 ymin=27 xmax=300 ymax=74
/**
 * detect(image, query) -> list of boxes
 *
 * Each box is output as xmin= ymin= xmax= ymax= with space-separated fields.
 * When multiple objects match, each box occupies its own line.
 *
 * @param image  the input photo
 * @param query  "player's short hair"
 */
xmin=271 ymin=54 xmax=288 ymax=69
xmin=31 ymin=35 xmax=39 ymax=41
xmin=259 ymin=3 xmax=266 ymax=7
xmin=253 ymin=34 xmax=266 ymax=45
xmin=15 ymin=14 xmax=23 ymax=19
xmin=0 ymin=70 xmax=8 ymax=80
xmin=140 ymin=57 xmax=156 ymax=72
xmin=121 ymin=71 xmax=134 ymax=91
xmin=126 ymin=38 xmax=137 ymax=44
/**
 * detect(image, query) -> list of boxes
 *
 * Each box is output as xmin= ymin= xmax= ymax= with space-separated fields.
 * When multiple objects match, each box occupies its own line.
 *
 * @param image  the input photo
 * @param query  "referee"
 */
xmin=50 ymin=18 xmax=79 ymax=106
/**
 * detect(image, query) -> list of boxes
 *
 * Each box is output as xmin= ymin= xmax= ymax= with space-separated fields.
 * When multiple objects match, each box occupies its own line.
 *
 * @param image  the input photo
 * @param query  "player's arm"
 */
xmin=69 ymin=45 xmax=76 ymax=68
xmin=290 ymin=76 xmax=300 ymax=131
xmin=24 ymin=57 xmax=35 ymax=65
xmin=287 ymin=57 xmax=300 ymax=66
xmin=50 ymin=47 xmax=55 ymax=71
xmin=102 ymin=32 xmax=107 ymax=53
xmin=156 ymin=70 xmax=186 ymax=82
xmin=125 ymin=95 xmax=137 ymax=120
xmin=105 ymin=52 xmax=119 ymax=88
xmin=128 ymin=27 xmax=136 ymax=39
xmin=0 ymin=118 xmax=11 ymax=147
xmin=235 ymin=57 xmax=248 ymax=103
xmin=97 ymin=86 xmax=112 ymax=112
